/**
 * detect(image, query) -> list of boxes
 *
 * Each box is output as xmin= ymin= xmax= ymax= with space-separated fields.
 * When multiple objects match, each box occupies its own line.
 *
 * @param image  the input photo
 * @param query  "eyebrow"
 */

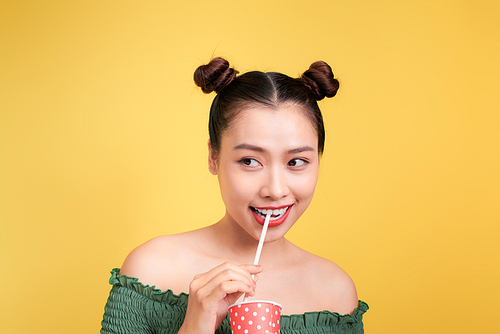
xmin=233 ymin=143 xmax=265 ymax=152
xmin=287 ymin=146 xmax=315 ymax=154
xmin=233 ymin=143 xmax=315 ymax=154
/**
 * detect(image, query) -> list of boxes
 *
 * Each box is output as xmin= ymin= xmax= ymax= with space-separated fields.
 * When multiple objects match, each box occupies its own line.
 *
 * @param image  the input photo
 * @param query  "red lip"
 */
xmin=251 ymin=204 xmax=293 ymax=227
xmin=253 ymin=204 xmax=291 ymax=210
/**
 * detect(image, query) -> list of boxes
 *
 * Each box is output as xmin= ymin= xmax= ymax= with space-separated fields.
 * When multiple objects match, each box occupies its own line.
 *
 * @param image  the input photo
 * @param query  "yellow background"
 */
xmin=1 ymin=1 xmax=499 ymax=333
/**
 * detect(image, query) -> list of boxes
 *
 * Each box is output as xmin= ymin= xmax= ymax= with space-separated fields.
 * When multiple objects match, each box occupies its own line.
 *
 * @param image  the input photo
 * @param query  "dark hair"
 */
xmin=194 ymin=57 xmax=339 ymax=155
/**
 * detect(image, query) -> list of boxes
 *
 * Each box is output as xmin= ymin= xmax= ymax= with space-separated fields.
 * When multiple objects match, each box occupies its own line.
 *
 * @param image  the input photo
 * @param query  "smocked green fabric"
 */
xmin=101 ymin=268 xmax=368 ymax=334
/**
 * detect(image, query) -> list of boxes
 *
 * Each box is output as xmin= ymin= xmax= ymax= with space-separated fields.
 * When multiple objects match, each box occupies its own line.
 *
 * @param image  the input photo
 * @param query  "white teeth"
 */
xmin=253 ymin=206 xmax=290 ymax=220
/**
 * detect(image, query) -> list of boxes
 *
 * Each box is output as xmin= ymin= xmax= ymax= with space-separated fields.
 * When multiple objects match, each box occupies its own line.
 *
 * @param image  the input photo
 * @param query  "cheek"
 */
xmin=218 ymin=170 xmax=258 ymax=205
xmin=291 ymin=171 xmax=318 ymax=199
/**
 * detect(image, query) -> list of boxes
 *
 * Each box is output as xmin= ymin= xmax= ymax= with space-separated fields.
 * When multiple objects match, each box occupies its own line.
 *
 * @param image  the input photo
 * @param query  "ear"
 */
xmin=208 ymin=140 xmax=218 ymax=175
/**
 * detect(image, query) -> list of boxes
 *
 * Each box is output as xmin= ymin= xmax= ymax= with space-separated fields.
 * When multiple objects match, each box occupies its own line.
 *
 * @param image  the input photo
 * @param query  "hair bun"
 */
xmin=194 ymin=57 xmax=239 ymax=94
xmin=300 ymin=61 xmax=339 ymax=100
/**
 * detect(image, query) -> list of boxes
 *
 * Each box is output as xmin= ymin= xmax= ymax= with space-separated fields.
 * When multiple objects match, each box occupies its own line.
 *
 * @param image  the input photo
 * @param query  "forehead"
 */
xmin=221 ymin=105 xmax=318 ymax=151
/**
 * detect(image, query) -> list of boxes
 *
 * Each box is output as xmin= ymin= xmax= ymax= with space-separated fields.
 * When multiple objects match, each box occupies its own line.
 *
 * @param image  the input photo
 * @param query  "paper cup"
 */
xmin=228 ymin=300 xmax=282 ymax=334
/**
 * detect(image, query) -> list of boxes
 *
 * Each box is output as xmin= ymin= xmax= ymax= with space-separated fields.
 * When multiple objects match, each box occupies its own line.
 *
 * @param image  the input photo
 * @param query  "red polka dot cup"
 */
xmin=228 ymin=300 xmax=282 ymax=334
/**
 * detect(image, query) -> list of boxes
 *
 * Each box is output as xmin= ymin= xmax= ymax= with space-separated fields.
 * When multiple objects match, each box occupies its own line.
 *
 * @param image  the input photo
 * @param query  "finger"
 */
xmin=205 ymin=280 xmax=255 ymax=305
xmin=201 ymin=266 xmax=257 ymax=296
xmin=240 ymin=264 xmax=262 ymax=287
xmin=192 ymin=279 xmax=253 ymax=315
xmin=239 ymin=264 xmax=263 ymax=276
xmin=192 ymin=263 xmax=260 ymax=291
xmin=190 ymin=263 xmax=235 ymax=292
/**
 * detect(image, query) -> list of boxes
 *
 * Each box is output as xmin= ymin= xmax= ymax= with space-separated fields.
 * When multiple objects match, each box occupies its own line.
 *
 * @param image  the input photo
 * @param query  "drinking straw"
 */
xmin=253 ymin=212 xmax=271 ymax=266
xmin=243 ymin=212 xmax=271 ymax=301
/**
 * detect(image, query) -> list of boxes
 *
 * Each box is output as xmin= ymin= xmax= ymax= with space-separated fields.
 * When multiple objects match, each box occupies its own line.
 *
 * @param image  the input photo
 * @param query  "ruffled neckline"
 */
xmin=108 ymin=268 xmax=368 ymax=328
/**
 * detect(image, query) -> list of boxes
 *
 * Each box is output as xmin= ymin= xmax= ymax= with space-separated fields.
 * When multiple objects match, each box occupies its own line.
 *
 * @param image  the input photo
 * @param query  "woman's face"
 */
xmin=209 ymin=105 xmax=319 ymax=242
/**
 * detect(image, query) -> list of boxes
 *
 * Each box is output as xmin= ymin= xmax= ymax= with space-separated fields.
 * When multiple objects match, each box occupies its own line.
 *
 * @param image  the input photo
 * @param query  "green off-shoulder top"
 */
xmin=101 ymin=268 xmax=368 ymax=334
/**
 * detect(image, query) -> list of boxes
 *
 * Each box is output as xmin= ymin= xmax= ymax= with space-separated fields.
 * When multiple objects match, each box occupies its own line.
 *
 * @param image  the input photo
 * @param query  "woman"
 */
xmin=101 ymin=57 xmax=368 ymax=334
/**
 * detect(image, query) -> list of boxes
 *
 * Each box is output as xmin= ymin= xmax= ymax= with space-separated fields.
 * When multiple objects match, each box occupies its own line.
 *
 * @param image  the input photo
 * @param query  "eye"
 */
xmin=239 ymin=158 xmax=260 ymax=167
xmin=288 ymin=158 xmax=308 ymax=167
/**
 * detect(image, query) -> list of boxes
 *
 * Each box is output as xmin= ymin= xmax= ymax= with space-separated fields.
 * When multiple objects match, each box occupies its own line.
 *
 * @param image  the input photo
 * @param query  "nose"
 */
xmin=260 ymin=165 xmax=290 ymax=200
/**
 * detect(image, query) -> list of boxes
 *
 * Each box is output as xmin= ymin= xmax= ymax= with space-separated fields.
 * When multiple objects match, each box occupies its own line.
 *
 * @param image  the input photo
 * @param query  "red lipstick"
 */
xmin=250 ymin=204 xmax=293 ymax=227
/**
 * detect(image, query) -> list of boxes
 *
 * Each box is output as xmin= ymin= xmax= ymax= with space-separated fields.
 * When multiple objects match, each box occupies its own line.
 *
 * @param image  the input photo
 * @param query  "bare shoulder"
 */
xmin=119 ymin=232 xmax=205 ymax=293
xmin=296 ymin=248 xmax=359 ymax=315
xmin=119 ymin=234 xmax=181 ymax=283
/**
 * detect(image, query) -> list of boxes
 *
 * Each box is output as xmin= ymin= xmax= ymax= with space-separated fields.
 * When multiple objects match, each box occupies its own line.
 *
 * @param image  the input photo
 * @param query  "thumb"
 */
xmin=225 ymin=291 xmax=245 ymax=307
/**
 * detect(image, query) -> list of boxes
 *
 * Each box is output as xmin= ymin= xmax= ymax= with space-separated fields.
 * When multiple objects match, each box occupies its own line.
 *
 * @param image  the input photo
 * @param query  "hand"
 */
xmin=178 ymin=262 xmax=262 ymax=334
